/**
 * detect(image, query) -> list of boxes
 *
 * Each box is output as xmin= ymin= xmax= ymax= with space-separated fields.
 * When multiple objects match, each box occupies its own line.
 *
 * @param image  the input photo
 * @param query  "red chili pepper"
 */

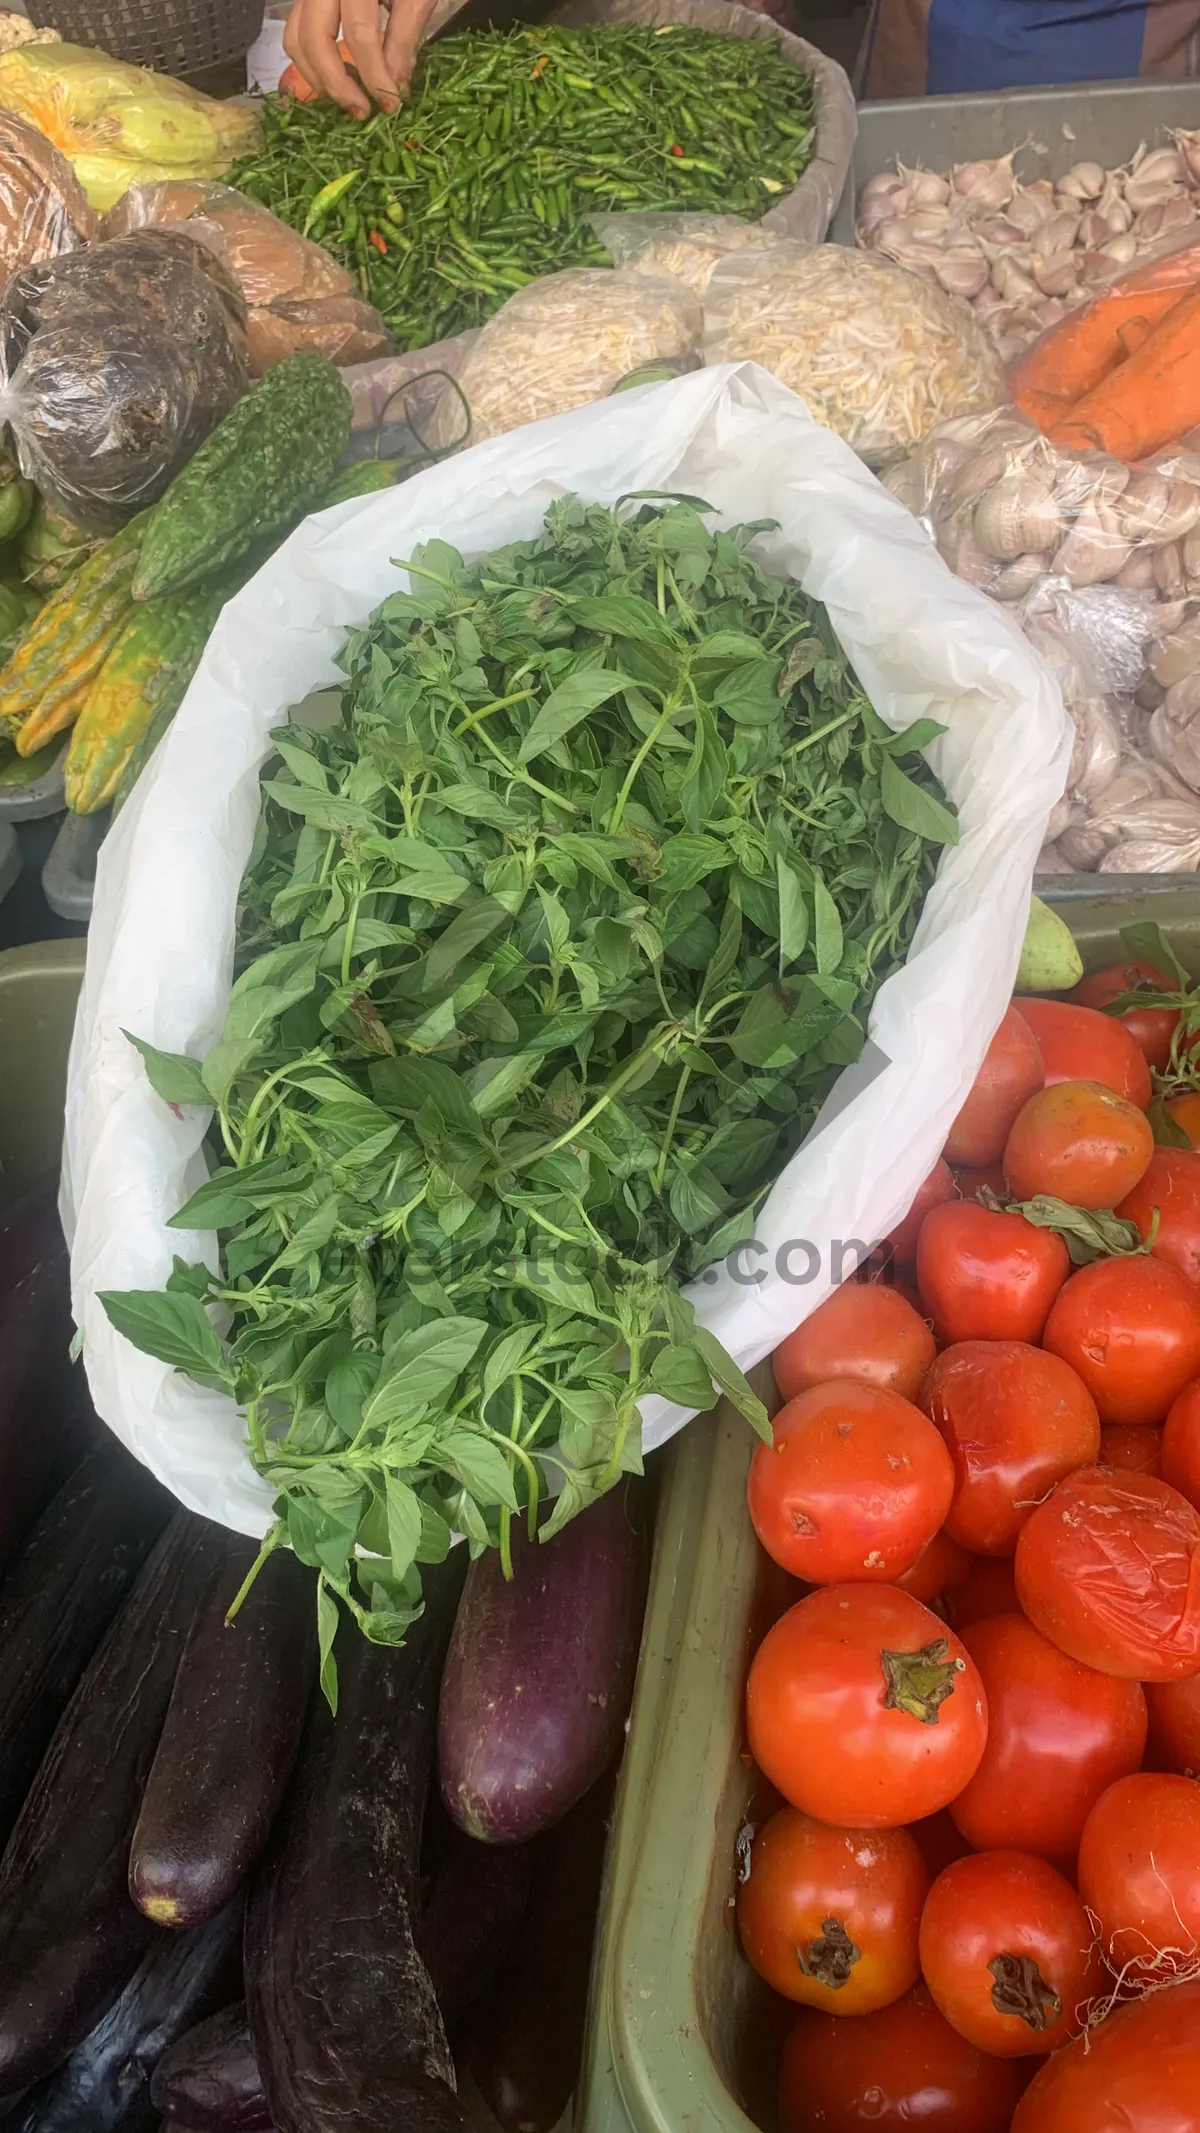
xmin=405 ymin=135 xmax=420 ymax=150
xmin=531 ymin=55 xmax=549 ymax=76
xmin=669 ymin=142 xmax=684 ymax=157
xmin=368 ymin=230 xmax=388 ymax=254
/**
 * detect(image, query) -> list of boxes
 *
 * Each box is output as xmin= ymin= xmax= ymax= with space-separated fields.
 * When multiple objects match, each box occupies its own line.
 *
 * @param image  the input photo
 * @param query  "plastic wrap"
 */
xmin=702 ymin=243 xmax=1005 ymax=468
xmin=0 ymin=42 xmax=259 ymax=214
xmin=428 ymin=268 xmax=701 ymax=449
xmin=102 ymin=181 xmax=389 ymax=377
xmin=60 ymin=362 xmax=1068 ymax=1534
xmin=0 ymin=229 xmax=249 ymax=527
xmin=888 ymin=406 xmax=1200 ymax=870
xmin=0 ymin=109 xmax=93 ymax=283
xmin=589 ymin=209 xmax=763 ymax=297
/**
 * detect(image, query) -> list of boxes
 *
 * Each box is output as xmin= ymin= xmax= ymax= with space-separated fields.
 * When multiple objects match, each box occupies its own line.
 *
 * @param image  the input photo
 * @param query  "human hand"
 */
xmin=283 ymin=0 xmax=441 ymax=115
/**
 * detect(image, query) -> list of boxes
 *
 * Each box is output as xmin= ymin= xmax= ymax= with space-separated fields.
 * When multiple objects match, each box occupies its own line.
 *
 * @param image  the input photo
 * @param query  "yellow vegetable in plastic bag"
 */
xmin=0 ymin=44 xmax=259 ymax=213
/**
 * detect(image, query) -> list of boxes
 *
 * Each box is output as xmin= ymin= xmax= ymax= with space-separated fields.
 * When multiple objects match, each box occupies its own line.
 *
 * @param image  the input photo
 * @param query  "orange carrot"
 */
xmin=1048 ymin=284 xmax=1200 ymax=460
xmin=1010 ymin=284 xmax=1186 ymax=429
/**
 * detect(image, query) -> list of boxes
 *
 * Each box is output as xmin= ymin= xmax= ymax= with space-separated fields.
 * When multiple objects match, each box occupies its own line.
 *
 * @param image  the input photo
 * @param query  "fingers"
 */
xmin=282 ymin=0 xmax=380 ymax=115
xmin=340 ymin=0 xmax=405 ymax=111
xmin=382 ymin=0 xmax=442 ymax=89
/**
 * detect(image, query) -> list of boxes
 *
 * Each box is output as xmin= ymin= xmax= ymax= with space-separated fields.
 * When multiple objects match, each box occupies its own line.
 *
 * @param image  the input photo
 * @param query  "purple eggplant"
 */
xmin=150 ymin=2003 xmax=271 ymax=2131
xmin=0 ymin=1174 xmax=87 ymax=1572
xmin=437 ymin=1480 xmax=647 ymax=1844
xmin=130 ymin=1539 xmax=315 ymax=1928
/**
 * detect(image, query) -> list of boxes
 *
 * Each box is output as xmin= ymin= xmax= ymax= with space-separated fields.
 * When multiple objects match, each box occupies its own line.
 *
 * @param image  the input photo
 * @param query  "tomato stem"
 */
xmin=796 ymin=1917 xmax=860 ymax=1990
xmin=988 ymin=1951 xmax=1062 ymax=2030
xmin=879 ymin=1638 xmax=964 ymax=1724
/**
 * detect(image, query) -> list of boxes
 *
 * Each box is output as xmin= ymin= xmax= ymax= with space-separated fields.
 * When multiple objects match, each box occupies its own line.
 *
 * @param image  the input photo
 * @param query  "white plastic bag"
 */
xmin=62 ymin=363 xmax=1071 ymax=1536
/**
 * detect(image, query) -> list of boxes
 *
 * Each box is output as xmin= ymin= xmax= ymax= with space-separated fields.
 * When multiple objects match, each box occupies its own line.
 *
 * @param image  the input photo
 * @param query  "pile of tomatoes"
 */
xmin=736 ymin=947 xmax=1200 ymax=2133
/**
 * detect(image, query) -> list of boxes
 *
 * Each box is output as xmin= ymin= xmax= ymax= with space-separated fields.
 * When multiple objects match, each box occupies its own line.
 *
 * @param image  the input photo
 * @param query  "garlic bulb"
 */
xmin=935 ymin=249 xmax=990 ymax=300
xmin=974 ymin=474 xmax=1062 ymax=560
xmin=1032 ymin=251 xmax=1078 ymax=298
xmin=992 ymin=550 xmax=1050 ymax=600
xmin=952 ymin=156 xmax=1016 ymax=208
xmin=1057 ymin=161 xmax=1106 ymax=201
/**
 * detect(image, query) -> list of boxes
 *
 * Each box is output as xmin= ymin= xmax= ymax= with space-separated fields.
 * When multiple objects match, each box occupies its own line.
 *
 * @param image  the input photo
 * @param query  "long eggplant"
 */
xmin=465 ymin=1771 xmax=616 ymax=2133
xmin=417 ymin=1817 xmax=533 ymax=2036
xmin=150 ymin=2004 xmax=271 ymax=2132
xmin=0 ymin=1511 xmax=228 ymax=2095
xmin=438 ymin=1480 xmax=647 ymax=1844
xmin=130 ymin=1540 xmax=315 ymax=1927
xmin=244 ymin=1556 xmax=471 ymax=2133
xmin=5 ymin=1898 xmax=244 ymax=2133
xmin=0 ymin=1445 xmax=171 ymax=1846
xmin=0 ymin=1175 xmax=87 ymax=1571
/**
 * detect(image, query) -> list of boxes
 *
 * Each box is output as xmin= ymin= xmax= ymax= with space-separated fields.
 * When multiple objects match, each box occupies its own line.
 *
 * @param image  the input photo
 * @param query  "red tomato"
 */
xmin=918 ymin=1851 xmax=1100 ymax=2057
xmin=1003 ymin=1081 xmax=1154 ymax=1212
xmin=1078 ymin=1773 xmax=1200 ymax=1983
xmin=773 ymin=1282 xmax=936 ymax=1408
xmin=1119 ymin=1148 xmax=1200 ymax=1287
xmin=737 ymin=1806 xmax=928 ymax=2013
xmin=922 ymin=1341 xmax=1100 ymax=1556
xmin=1166 ymin=1090 xmax=1200 ymax=1150
xmin=1042 ymin=1255 xmax=1200 ymax=1426
xmin=945 ymin=1007 xmax=1045 ymax=1168
xmin=1145 ymin=1674 xmax=1200 ymax=1776
xmin=894 ymin=1529 xmax=974 ymax=1605
xmin=949 ymin=1614 xmax=1146 ymax=1864
xmin=778 ymin=1984 xmax=1025 ymax=2133
xmin=916 ymin=1203 xmax=1070 ymax=1346
xmin=1072 ymin=960 xmax=1181 ymax=1075
xmin=949 ymin=1555 xmax=1019 ymax=1630
xmin=747 ymin=1383 xmax=955 ymax=1585
xmin=887 ymin=1160 xmax=957 ymax=1265
xmin=910 ymin=1810 xmax=975 ymax=1880
xmin=745 ymin=1585 xmax=988 ymax=1829
xmin=1014 ymin=998 xmax=1152 ymax=1109
xmin=1014 ymin=1468 xmax=1200 ymax=1681
xmin=1099 ymin=1422 xmax=1163 ymax=1476
xmin=1162 ymin=1380 xmax=1200 ymax=1507
xmin=1012 ymin=1974 xmax=1200 ymax=2133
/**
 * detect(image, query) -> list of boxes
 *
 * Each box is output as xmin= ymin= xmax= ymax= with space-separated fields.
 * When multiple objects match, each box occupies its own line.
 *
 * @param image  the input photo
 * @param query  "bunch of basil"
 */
xmin=103 ymin=496 xmax=956 ymax=1665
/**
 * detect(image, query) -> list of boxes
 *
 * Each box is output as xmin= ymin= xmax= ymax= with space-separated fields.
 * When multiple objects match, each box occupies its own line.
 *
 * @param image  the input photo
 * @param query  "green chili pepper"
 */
xmin=301 ymin=168 xmax=361 ymax=236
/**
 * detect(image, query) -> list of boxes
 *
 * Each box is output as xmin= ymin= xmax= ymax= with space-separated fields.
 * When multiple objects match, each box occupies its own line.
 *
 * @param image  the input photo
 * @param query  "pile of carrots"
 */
xmin=1010 ymin=243 xmax=1200 ymax=459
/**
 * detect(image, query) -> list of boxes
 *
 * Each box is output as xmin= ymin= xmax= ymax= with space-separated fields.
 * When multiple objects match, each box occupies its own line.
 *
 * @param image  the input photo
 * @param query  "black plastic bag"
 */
xmin=0 ymin=227 xmax=249 ymax=529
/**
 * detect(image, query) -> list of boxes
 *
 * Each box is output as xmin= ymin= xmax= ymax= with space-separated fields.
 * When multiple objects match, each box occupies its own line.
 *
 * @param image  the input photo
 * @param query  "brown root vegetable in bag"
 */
xmin=102 ymin=181 xmax=389 ymax=376
xmin=0 ymin=227 xmax=248 ymax=526
xmin=0 ymin=109 xmax=93 ymax=281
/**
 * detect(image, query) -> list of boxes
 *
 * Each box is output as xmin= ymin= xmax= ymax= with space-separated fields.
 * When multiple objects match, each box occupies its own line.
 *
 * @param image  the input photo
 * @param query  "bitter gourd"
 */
xmin=132 ymin=355 xmax=353 ymax=603
xmin=313 ymin=459 xmax=403 ymax=509
xmin=65 ymin=590 xmax=220 ymax=815
xmin=0 ymin=518 xmax=142 ymax=745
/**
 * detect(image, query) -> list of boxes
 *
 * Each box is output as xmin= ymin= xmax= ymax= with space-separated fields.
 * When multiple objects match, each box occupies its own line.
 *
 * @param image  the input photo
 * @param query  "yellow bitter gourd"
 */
xmin=64 ymin=590 xmax=220 ymax=814
xmin=0 ymin=517 xmax=143 ymax=751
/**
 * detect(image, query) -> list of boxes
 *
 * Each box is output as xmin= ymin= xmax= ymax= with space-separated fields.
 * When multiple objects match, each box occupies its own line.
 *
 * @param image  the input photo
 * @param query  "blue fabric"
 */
xmin=925 ymin=0 xmax=1150 ymax=90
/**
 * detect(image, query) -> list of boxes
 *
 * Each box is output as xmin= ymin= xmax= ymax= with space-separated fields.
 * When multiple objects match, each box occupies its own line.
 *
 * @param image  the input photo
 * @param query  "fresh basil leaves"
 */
xmin=101 ymin=497 xmax=954 ymax=1675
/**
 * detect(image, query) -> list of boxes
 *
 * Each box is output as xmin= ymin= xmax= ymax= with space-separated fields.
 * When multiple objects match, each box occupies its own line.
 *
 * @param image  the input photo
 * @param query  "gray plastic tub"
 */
xmin=41 ymin=810 xmax=105 ymax=925
xmin=829 ymin=77 xmax=1200 ymax=242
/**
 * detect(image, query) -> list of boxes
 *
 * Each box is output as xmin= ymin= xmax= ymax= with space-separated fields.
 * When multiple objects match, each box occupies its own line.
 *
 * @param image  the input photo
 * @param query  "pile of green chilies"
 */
xmin=227 ymin=25 xmax=816 ymax=349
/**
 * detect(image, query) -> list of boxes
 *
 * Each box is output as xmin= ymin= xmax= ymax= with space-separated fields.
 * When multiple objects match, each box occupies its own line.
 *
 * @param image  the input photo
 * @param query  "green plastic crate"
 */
xmin=577 ymin=887 xmax=1200 ymax=2133
xmin=0 ymin=938 xmax=86 ymax=1199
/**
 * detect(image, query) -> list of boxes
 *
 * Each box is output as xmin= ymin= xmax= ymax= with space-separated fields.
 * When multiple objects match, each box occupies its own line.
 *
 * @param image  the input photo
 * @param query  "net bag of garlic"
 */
xmin=427 ymin=267 xmax=701 ymax=448
xmin=886 ymin=406 xmax=1200 ymax=871
xmin=587 ymin=210 xmax=765 ymax=298
xmin=857 ymin=143 xmax=1200 ymax=368
xmin=701 ymin=242 xmax=1003 ymax=468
